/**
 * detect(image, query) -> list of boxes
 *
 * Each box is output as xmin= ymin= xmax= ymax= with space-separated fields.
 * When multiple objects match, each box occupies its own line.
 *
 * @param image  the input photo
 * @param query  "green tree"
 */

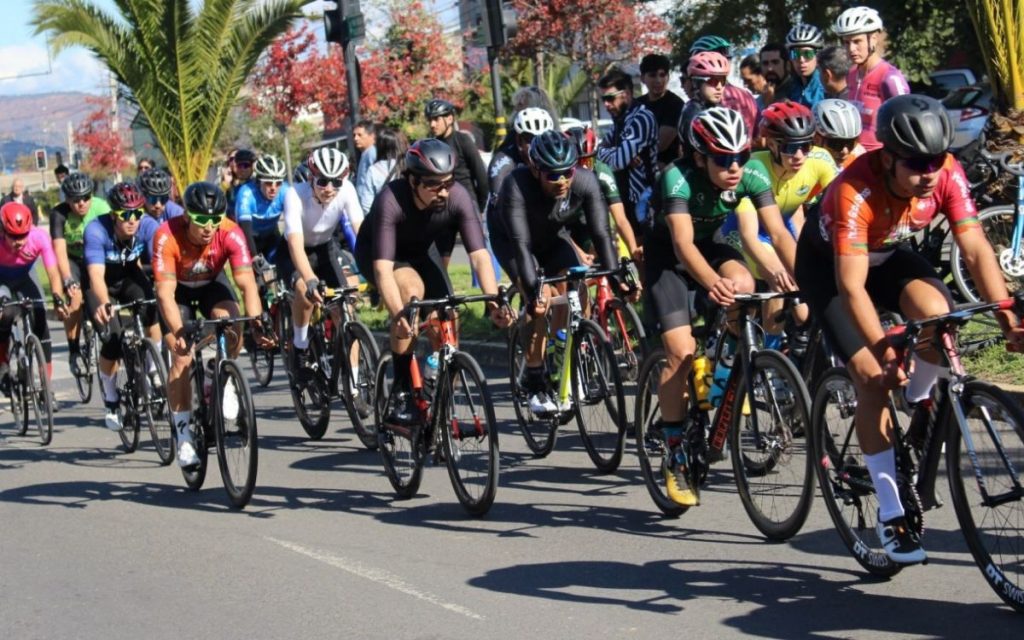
xmin=32 ymin=0 xmax=305 ymax=187
xmin=967 ymin=0 xmax=1024 ymax=113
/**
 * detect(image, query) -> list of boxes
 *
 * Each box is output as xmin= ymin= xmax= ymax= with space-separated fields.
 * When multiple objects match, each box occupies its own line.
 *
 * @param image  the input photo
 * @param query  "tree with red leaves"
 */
xmin=74 ymin=95 xmax=129 ymax=179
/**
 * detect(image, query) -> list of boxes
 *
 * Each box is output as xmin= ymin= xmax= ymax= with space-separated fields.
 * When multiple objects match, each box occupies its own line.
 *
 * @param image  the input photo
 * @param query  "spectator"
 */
xmin=54 ymin=164 xmax=70 ymax=203
xmin=637 ymin=53 xmax=685 ymax=166
xmin=818 ymin=46 xmax=853 ymax=100
xmin=778 ymin=23 xmax=826 ymax=109
xmin=136 ymin=156 xmax=155 ymax=173
xmin=352 ymin=120 xmax=377 ymax=208
xmin=1 ymin=178 xmax=39 ymax=224
xmin=358 ymin=126 xmax=408 ymax=214
xmin=225 ymin=148 xmax=255 ymax=218
xmin=759 ymin=42 xmax=789 ymax=105
xmin=739 ymin=54 xmax=769 ymax=112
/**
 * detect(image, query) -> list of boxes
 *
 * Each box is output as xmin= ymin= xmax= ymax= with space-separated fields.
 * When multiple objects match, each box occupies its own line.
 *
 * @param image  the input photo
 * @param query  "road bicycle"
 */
xmin=374 ymin=290 xmax=507 ymax=516
xmin=70 ymin=317 xmax=100 ymax=403
xmin=634 ymin=291 xmax=814 ymax=540
xmin=507 ymin=264 xmax=629 ymax=472
xmin=2 ymin=296 xmax=57 ymax=445
xmin=178 ymin=316 xmax=260 ymax=509
xmin=586 ymin=263 xmax=646 ymax=384
xmin=810 ymin=294 xmax=1024 ymax=611
xmin=246 ymin=262 xmax=290 ymax=388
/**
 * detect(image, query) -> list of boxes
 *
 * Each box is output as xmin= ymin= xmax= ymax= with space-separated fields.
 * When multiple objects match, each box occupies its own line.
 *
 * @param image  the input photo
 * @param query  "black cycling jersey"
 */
xmin=637 ymin=91 xmax=685 ymax=165
xmin=439 ymin=129 xmax=490 ymax=212
xmin=486 ymin=143 xmax=523 ymax=211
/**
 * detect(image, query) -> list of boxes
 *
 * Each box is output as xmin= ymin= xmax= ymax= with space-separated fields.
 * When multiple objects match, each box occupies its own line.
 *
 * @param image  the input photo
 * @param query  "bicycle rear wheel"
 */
xmin=507 ymin=321 xmax=558 ymax=457
xmin=950 ymin=205 xmax=1022 ymax=304
xmin=946 ymin=379 xmax=1024 ymax=612
xmin=181 ymin=363 xmax=209 ymax=491
xmin=247 ymin=325 xmax=275 ymax=388
xmin=810 ymin=367 xmax=901 ymax=577
xmin=116 ymin=351 xmax=141 ymax=453
xmin=440 ymin=351 xmax=499 ymax=516
xmin=140 ymin=340 xmax=174 ymax=465
xmin=729 ymin=349 xmax=814 ymax=540
xmin=291 ymin=324 xmax=332 ymax=439
xmin=25 ymin=335 xmax=53 ymax=446
xmin=375 ymin=353 xmax=425 ymax=498
xmin=74 ymin=320 xmax=97 ymax=403
xmin=604 ymin=298 xmax=646 ymax=384
xmin=340 ymin=321 xmax=380 ymax=449
xmin=572 ymin=319 xmax=627 ymax=473
xmin=634 ymin=348 xmax=688 ymax=517
xmin=215 ymin=360 xmax=258 ymax=508
xmin=10 ymin=344 xmax=27 ymax=436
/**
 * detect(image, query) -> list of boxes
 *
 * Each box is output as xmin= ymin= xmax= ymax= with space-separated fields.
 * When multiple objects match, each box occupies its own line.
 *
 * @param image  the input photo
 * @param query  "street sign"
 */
xmin=34 ymin=149 xmax=47 ymax=171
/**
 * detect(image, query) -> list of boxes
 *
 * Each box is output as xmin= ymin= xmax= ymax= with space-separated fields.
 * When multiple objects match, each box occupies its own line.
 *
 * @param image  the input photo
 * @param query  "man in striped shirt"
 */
xmin=596 ymin=68 xmax=659 ymax=243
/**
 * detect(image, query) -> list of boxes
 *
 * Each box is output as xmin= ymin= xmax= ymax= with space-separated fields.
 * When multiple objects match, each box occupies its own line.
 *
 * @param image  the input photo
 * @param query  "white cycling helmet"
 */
xmin=307 ymin=147 xmax=350 ymax=180
xmin=834 ymin=6 xmax=883 ymax=37
xmin=814 ymin=99 xmax=863 ymax=139
xmin=254 ymin=154 xmax=287 ymax=180
xmin=786 ymin=23 xmax=824 ymax=49
xmin=559 ymin=117 xmax=584 ymax=132
xmin=513 ymin=107 xmax=555 ymax=136
xmin=688 ymin=107 xmax=750 ymax=155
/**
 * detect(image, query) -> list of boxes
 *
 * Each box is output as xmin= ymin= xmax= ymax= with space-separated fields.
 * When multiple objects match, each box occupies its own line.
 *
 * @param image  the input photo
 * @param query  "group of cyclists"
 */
xmin=4 ymin=2 xmax=1023 ymax=611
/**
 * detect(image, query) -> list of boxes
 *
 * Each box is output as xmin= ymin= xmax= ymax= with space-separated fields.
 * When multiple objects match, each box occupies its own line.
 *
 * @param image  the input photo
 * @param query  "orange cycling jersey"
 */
xmin=152 ymin=216 xmax=252 ymax=287
xmin=819 ymin=152 xmax=977 ymax=263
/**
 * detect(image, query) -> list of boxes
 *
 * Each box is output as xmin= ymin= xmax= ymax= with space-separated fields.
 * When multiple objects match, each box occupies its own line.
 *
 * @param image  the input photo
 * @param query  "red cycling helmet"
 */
xmin=0 ymin=202 xmax=32 ymax=236
xmin=107 ymin=181 xmax=147 ymax=210
xmin=567 ymin=126 xmax=598 ymax=159
xmin=687 ymin=51 xmax=731 ymax=78
xmin=759 ymin=100 xmax=815 ymax=143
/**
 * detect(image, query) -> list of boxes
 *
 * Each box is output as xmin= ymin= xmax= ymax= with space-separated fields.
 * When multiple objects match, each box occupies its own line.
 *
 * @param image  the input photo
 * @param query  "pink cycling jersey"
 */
xmin=0 ymin=227 xmax=57 ymax=279
xmin=847 ymin=60 xmax=910 ymax=151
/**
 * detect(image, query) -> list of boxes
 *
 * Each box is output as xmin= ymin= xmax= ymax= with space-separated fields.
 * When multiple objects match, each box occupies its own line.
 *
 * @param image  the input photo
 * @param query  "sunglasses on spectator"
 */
xmin=543 ymin=167 xmax=576 ymax=183
xmin=187 ymin=210 xmax=224 ymax=228
xmin=710 ymin=151 xmax=751 ymax=169
xmin=146 ymin=194 xmax=170 ymax=206
xmin=114 ymin=208 xmax=145 ymax=222
xmin=600 ymin=89 xmax=625 ymax=102
xmin=234 ymin=162 xmax=253 ymax=169
xmin=790 ymin=49 xmax=817 ymax=61
xmin=824 ymin=137 xmax=858 ymax=152
xmin=260 ymin=180 xmax=283 ymax=188
xmin=315 ymin=177 xmax=344 ymax=189
xmin=418 ymin=176 xmax=455 ymax=192
xmin=779 ymin=141 xmax=812 ymax=156
xmin=69 ymin=196 xmax=92 ymax=204
xmin=900 ymin=154 xmax=945 ymax=173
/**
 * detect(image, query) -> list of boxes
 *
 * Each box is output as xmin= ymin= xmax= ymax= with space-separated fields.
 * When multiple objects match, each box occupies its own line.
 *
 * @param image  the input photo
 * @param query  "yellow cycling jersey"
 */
xmin=734 ymin=147 xmax=838 ymax=218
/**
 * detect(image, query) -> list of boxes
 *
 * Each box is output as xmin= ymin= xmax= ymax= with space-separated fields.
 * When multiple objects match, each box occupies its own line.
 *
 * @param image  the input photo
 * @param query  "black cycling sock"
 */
xmin=392 ymin=352 xmax=413 ymax=392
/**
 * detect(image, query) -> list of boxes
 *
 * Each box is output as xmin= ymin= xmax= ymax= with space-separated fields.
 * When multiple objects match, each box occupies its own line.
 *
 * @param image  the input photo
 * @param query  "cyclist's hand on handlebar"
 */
xmin=768 ymin=270 xmax=798 ymax=293
xmin=53 ymin=297 xmax=69 ymax=321
xmin=305 ymin=277 xmax=323 ymax=304
xmin=530 ymin=292 xmax=549 ymax=317
xmin=488 ymin=302 xmax=513 ymax=329
xmin=252 ymin=313 xmax=277 ymax=349
xmin=708 ymin=277 xmax=737 ymax=307
xmin=878 ymin=349 xmax=909 ymax=391
xmin=167 ymin=331 xmax=190 ymax=357
xmin=393 ymin=315 xmax=414 ymax=340
xmin=578 ymin=252 xmax=595 ymax=266
xmin=94 ymin=303 xmax=112 ymax=326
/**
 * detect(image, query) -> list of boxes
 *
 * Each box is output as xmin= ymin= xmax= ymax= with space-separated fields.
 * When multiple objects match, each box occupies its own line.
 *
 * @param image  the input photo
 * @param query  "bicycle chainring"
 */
xmin=999 ymin=248 xmax=1024 ymax=278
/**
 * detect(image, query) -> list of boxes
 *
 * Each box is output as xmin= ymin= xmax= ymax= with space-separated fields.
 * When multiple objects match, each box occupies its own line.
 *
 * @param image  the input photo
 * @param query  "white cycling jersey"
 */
xmin=283 ymin=180 xmax=363 ymax=247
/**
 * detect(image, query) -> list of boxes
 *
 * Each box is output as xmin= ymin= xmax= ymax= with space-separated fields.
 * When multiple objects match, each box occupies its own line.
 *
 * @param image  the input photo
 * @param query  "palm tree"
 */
xmin=966 ymin=1 xmax=1024 ymax=112
xmin=32 ymin=0 xmax=305 ymax=187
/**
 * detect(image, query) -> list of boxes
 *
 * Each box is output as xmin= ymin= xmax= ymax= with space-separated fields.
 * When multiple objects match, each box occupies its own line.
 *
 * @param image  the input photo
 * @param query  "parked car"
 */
xmin=930 ymin=68 xmax=978 ymax=95
xmin=942 ymin=84 xmax=992 ymax=150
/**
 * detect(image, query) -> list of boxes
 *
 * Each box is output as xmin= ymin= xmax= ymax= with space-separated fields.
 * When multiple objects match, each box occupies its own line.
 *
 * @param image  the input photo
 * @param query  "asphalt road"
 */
xmin=1 ymin=325 xmax=1022 ymax=639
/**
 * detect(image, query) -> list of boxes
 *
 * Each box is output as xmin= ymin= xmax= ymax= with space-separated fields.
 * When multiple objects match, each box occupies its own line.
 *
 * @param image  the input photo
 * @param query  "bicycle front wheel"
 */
xmin=950 ymin=205 xmax=1023 ymax=304
xmin=140 ymin=340 xmax=174 ymax=465
xmin=291 ymin=326 xmax=332 ymax=439
xmin=375 ymin=353 xmax=425 ymax=498
xmin=947 ymin=379 xmax=1024 ymax=612
xmin=571 ymin=319 xmax=627 ymax=473
xmin=810 ymin=367 xmax=901 ymax=577
xmin=25 ymin=335 xmax=53 ymax=446
xmin=75 ymin=320 xmax=97 ymax=403
xmin=181 ymin=362 xmax=209 ymax=492
xmin=116 ymin=350 xmax=141 ymax=453
xmin=507 ymin=321 xmax=558 ymax=457
xmin=340 ymin=321 xmax=381 ymax=450
xmin=633 ymin=348 xmax=688 ymax=517
xmin=214 ymin=360 xmax=258 ymax=508
xmin=439 ymin=351 xmax=499 ymax=516
xmin=247 ymin=324 xmax=275 ymax=388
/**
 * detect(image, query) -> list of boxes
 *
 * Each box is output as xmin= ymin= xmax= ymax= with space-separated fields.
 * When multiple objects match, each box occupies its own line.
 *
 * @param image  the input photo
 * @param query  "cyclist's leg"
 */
xmin=0 ymin=285 xmax=15 ymax=385
xmin=409 ymin=248 xmax=454 ymax=353
xmin=87 ymin=287 xmax=124 ymax=414
xmin=288 ymin=243 xmax=317 ymax=353
xmin=63 ymin=259 xmax=85 ymax=358
xmin=199 ymin=277 xmax=242 ymax=357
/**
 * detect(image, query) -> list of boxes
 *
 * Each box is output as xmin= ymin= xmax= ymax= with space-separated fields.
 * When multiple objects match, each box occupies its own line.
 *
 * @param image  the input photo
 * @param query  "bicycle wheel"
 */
xmin=140 ymin=340 xmax=174 ymax=466
xmin=181 ymin=363 xmax=209 ymax=491
xmin=507 ymin=321 xmax=558 ymax=457
xmin=247 ymin=324 xmax=275 ymax=388
xmin=290 ymin=324 xmax=332 ymax=439
xmin=116 ymin=351 xmax=141 ymax=453
xmin=604 ymin=298 xmax=647 ymax=384
xmin=74 ymin=320 xmax=97 ymax=403
xmin=10 ymin=344 xmax=27 ymax=436
xmin=634 ymin=348 xmax=688 ymax=517
xmin=375 ymin=353 xmax=425 ymax=498
xmin=951 ymin=205 xmax=1023 ymax=304
xmin=340 ymin=321 xmax=381 ymax=449
xmin=810 ymin=367 xmax=901 ymax=577
xmin=24 ymin=335 xmax=53 ymax=446
xmin=946 ymin=379 xmax=1024 ymax=612
xmin=729 ymin=349 xmax=814 ymax=540
xmin=214 ymin=359 xmax=258 ymax=508
xmin=439 ymin=351 xmax=499 ymax=516
xmin=572 ymin=318 xmax=627 ymax=473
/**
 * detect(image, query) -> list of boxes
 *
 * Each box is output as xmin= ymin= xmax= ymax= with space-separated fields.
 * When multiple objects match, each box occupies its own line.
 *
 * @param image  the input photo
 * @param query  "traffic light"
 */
xmin=481 ymin=0 xmax=517 ymax=48
xmin=34 ymin=149 xmax=47 ymax=171
xmin=324 ymin=1 xmax=364 ymax=46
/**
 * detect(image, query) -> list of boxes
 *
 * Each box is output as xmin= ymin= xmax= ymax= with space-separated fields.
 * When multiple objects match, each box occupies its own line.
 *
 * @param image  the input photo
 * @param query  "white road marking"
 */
xmin=265 ymin=537 xmax=485 ymax=620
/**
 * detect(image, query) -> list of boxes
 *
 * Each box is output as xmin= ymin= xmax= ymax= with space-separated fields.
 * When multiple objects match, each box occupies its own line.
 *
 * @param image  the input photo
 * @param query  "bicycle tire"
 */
xmin=340 ymin=321 xmax=381 ymax=450
xmin=572 ymin=318 xmax=627 ymax=473
xmin=116 ymin=350 xmax=141 ymax=453
xmin=9 ymin=343 xmax=27 ymax=436
xmin=181 ymin=362 xmax=209 ymax=491
xmin=604 ymin=298 xmax=647 ymax=384
xmin=810 ymin=367 xmax=901 ymax=577
xmin=247 ymin=324 xmax=275 ymax=388
xmin=215 ymin=359 xmax=259 ymax=508
xmin=633 ymin=347 xmax=688 ymax=517
xmin=140 ymin=340 xmax=174 ymax=466
xmin=507 ymin=321 xmax=558 ymax=457
xmin=438 ymin=351 xmax=500 ymax=516
xmin=375 ymin=352 xmax=425 ymax=498
xmin=25 ymin=335 xmax=53 ymax=446
xmin=946 ymin=379 xmax=1024 ymax=612
xmin=74 ymin=320 xmax=97 ymax=403
xmin=729 ymin=349 xmax=814 ymax=540
xmin=290 ymin=324 xmax=332 ymax=440
xmin=950 ymin=205 xmax=1022 ymax=304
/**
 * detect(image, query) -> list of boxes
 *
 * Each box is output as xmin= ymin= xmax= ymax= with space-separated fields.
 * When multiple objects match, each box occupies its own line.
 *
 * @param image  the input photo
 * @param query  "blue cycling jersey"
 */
xmin=84 ymin=214 xmax=160 ymax=267
xmin=235 ymin=182 xmax=291 ymax=236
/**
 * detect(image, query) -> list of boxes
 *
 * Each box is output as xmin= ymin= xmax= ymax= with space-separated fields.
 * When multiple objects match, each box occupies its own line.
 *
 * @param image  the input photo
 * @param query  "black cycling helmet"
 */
xmin=61 ymin=172 xmax=94 ymax=198
xmin=137 ymin=168 xmax=172 ymax=197
xmin=405 ymin=139 xmax=456 ymax=177
xmin=233 ymin=149 xmax=256 ymax=164
xmin=107 ymin=182 xmax=146 ymax=210
xmin=528 ymin=130 xmax=578 ymax=172
xmin=183 ymin=181 xmax=227 ymax=215
xmin=424 ymin=99 xmax=455 ymax=120
xmin=876 ymin=94 xmax=954 ymax=159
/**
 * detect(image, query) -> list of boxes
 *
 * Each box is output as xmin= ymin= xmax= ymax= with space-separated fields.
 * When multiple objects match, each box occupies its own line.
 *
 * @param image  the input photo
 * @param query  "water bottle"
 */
xmin=550 ymin=329 xmax=567 ymax=382
xmin=708 ymin=337 xmax=735 ymax=408
xmin=423 ymin=351 xmax=439 ymax=394
xmin=692 ymin=355 xmax=712 ymax=410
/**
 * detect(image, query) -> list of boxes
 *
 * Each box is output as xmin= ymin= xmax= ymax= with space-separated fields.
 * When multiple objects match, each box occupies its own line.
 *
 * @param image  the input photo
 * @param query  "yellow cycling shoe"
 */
xmin=663 ymin=457 xmax=700 ymax=507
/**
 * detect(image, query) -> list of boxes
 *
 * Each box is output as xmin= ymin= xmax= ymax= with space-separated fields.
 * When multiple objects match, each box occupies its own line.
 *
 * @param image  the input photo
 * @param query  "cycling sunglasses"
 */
xmin=543 ymin=167 xmax=576 ymax=183
xmin=824 ymin=137 xmax=858 ymax=152
xmin=5 ymin=230 xmax=29 ymax=241
xmin=69 ymin=195 xmax=92 ymax=204
xmin=900 ymin=154 xmax=945 ymax=173
xmin=260 ymin=179 xmax=283 ymax=188
xmin=114 ymin=208 xmax=145 ymax=221
xmin=789 ymin=48 xmax=817 ymax=61
xmin=146 ymin=194 xmax=170 ymax=206
xmin=314 ymin=177 xmax=344 ymax=189
xmin=419 ymin=176 xmax=456 ymax=192
xmin=779 ymin=141 xmax=812 ymax=156
xmin=187 ymin=210 xmax=224 ymax=228
xmin=710 ymin=151 xmax=751 ymax=169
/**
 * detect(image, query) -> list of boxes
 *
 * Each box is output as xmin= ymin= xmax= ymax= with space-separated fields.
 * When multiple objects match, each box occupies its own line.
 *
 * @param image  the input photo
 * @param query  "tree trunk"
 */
xmin=535 ymin=50 xmax=545 ymax=88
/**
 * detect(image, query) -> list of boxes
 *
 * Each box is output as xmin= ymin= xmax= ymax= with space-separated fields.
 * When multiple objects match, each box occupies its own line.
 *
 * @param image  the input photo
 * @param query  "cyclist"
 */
xmin=490 ymin=130 xmax=625 ymax=415
xmin=795 ymin=95 xmax=1024 ymax=564
xmin=487 ymin=107 xmax=555 ymax=213
xmin=50 ymin=171 xmax=111 ymax=377
xmin=778 ymin=23 xmax=826 ymax=110
xmin=153 ymin=182 xmax=267 ymax=468
xmin=138 ymin=168 xmax=184 ymax=222
xmin=813 ymin=98 xmax=866 ymax=169
xmin=646 ymin=107 xmax=796 ymax=507
xmin=281 ymin=146 xmax=363 ymax=366
xmin=355 ymin=139 xmax=508 ymax=425
xmin=234 ymin=154 xmax=292 ymax=261
xmin=425 ymin=98 xmax=489 ymax=213
xmin=677 ymin=52 xmax=732 ymax=160
xmin=0 ymin=202 xmax=69 ymax=390
xmin=688 ymin=36 xmax=759 ymax=141
xmin=83 ymin=183 xmax=162 ymax=431
xmin=833 ymin=6 xmax=909 ymax=151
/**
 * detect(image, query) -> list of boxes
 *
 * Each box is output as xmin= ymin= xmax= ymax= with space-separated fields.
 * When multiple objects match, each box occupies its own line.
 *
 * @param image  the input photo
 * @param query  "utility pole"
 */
xmin=483 ymin=0 xmax=516 ymax=148
xmin=110 ymin=73 xmax=122 ymax=182
xmin=67 ymin=121 xmax=76 ymax=169
xmin=324 ymin=1 xmax=365 ymax=160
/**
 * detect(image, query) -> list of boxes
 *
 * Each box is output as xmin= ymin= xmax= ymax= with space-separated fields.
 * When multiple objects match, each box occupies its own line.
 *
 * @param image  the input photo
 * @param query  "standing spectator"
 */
xmin=637 ymin=54 xmax=685 ymax=167
xmin=136 ymin=156 xmax=155 ymax=173
xmin=359 ymin=127 xmax=408 ymax=214
xmin=225 ymin=148 xmax=256 ymax=218
xmin=818 ymin=46 xmax=853 ymax=99
xmin=778 ymin=24 xmax=826 ymax=109
xmin=834 ymin=5 xmax=910 ymax=150
xmin=739 ymin=54 xmax=769 ymax=113
xmin=596 ymin=68 xmax=658 ymax=238
xmin=1 ymin=178 xmax=39 ymax=225
xmin=689 ymin=36 xmax=758 ymax=139
xmin=424 ymin=99 xmax=489 ymax=213
xmin=55 ymin=164 xmax=70 ymax=203
xmin=759 ymin=43 xmax=789 ymax=105
xmin=352 ymin=120 xmax=377 ymax=209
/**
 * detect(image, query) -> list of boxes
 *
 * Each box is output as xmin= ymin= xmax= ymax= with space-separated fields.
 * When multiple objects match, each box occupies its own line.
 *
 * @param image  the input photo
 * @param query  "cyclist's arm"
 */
xmin=44 ymin=262 xmax=66 ymax=303
xmin=87 ymin=264 xmax=109 ymax=307
xmin=282 ymin=188 xmax=316 ymax=284
xmin=287 ymin=231 xmax=315 ymax=285
xmin=736 ymin=207 xmax=787 ymax=277
xmin=373 ymin=259 xmax=404 ymax=317
xmin=234 ymin=186 xmax=259 ymax=255
xmin=756 ymin=202 xmax=798 ymax=274
xmin=459 ymin=132 xmax=490 ymax=210
xmin=610 ymin=202 xmax=638 ymax=256
xmin=52 ymin=238 xmax=73 ymax=282
xmin=156 ymin=280 xmax=184 ymax=338
xmin=233 ymin=267 xmax=263 ymax=319
xmin=468 ymin=248 xmax=499 ymax=296
xmin=955 ymin=225 xmax=1020 ymax=329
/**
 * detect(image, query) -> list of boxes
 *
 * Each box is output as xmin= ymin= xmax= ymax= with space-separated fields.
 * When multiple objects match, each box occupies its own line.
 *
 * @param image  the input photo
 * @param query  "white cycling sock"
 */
xmin=905 ymin=354 xmax=943 ymax=404
xmin=171 ymin=411 xmax=192 ymax=436
xmin=98 ymin=369 xmax=118 ymax=404
xmin=865 ymin=449 xmax=904 ymax=522
xmin=293 ymin=324 xmax=310 ymax=350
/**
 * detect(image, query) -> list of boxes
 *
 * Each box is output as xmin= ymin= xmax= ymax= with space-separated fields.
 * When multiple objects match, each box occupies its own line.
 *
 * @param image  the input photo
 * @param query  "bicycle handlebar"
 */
xmin=403 ymin=286 xmax=512 ymax=326
xmin=183 ymin=315 xmax=260 ymax=349
xmin=532 ymin=258 xmax=637 ymax=304
xmin=106 ymin=298 xmax=157 ymax=314
xmin=978 ymin=147 xmax=1024 ymax=177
